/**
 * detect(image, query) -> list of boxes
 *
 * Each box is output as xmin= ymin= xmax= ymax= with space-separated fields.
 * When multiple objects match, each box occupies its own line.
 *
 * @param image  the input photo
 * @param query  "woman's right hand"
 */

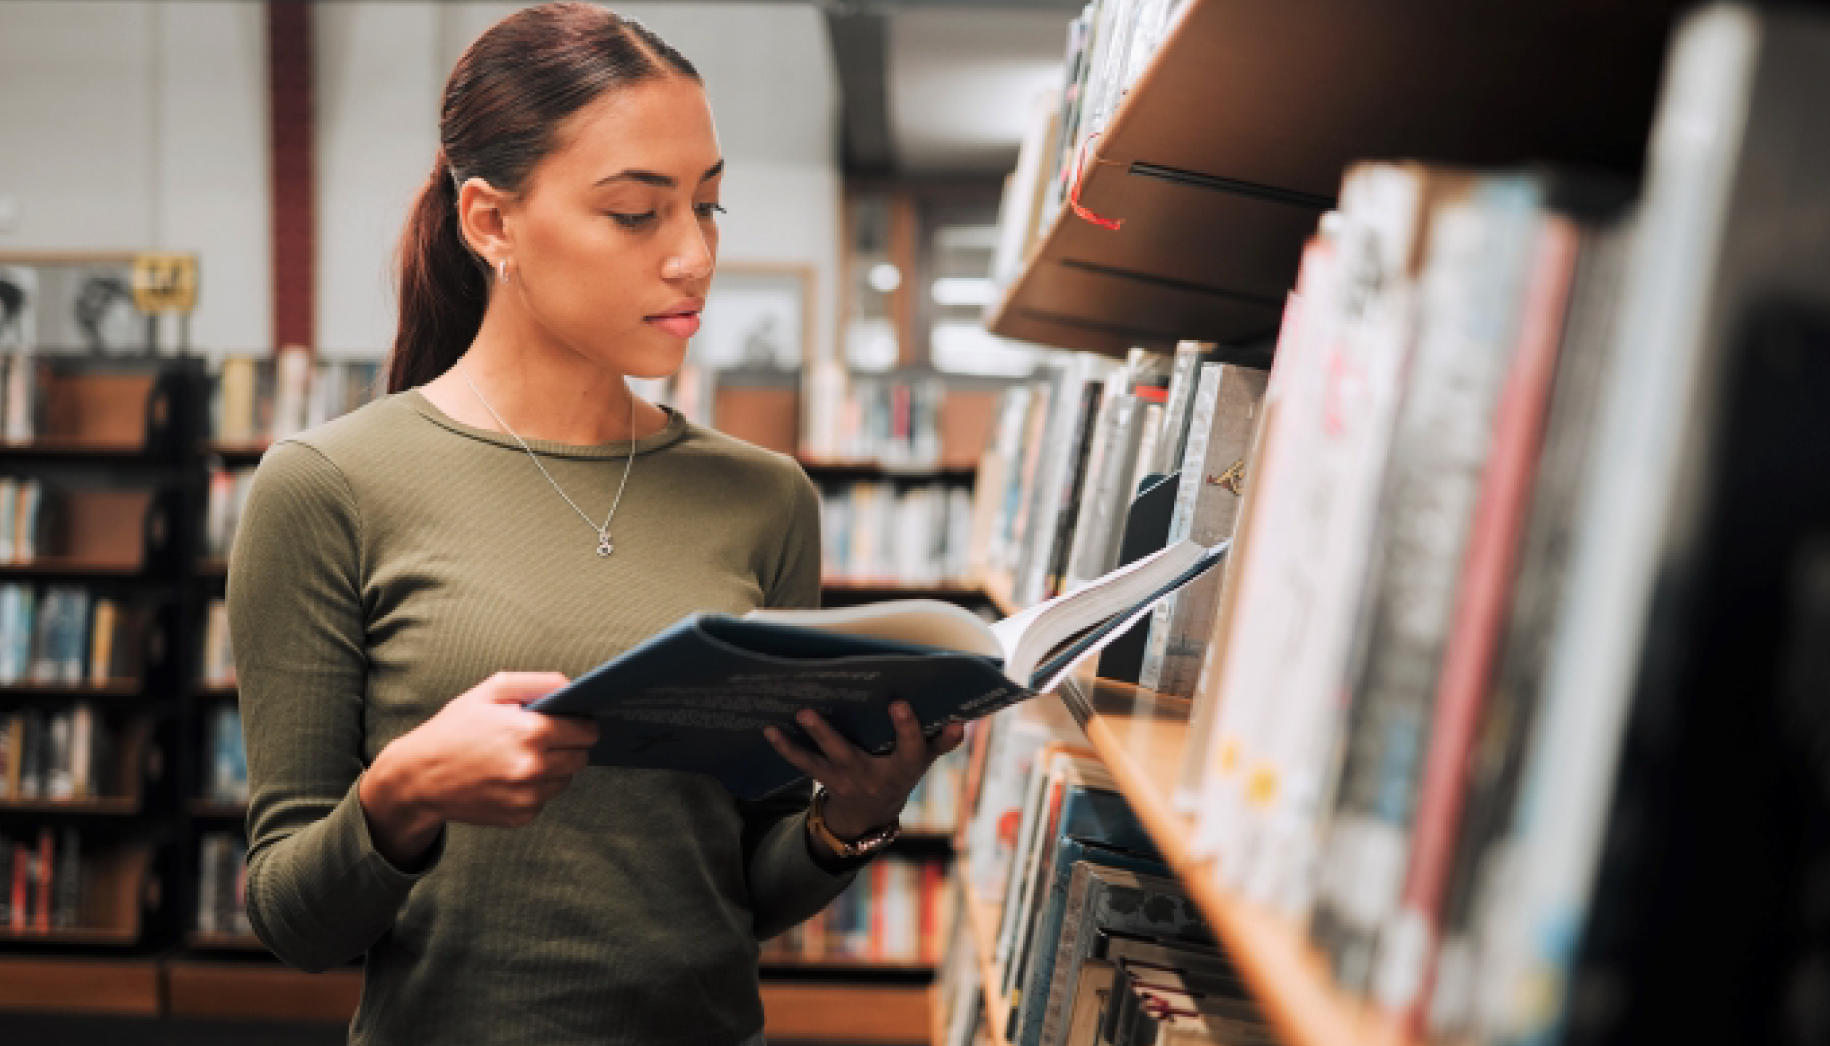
xmin=359 ymin=671 xmax=600 ymax=868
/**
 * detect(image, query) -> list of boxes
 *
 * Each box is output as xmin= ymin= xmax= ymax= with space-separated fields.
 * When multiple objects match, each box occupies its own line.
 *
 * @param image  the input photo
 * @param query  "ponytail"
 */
xmin=388 ymin=154 xmax=489 ymax=394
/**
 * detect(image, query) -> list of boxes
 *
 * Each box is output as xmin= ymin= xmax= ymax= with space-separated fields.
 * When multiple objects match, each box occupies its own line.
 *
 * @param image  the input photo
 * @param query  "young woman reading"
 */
xmin=227 ymin=6 xmax=963 ymax=1044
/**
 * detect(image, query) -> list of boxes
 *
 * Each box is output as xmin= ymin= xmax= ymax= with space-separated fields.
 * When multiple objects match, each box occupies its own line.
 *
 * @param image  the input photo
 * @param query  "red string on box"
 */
xmin=1068 ymin=131 xmax=1124 ymax=231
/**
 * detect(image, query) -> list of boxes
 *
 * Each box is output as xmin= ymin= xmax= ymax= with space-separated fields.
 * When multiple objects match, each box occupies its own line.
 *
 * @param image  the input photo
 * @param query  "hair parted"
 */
xmin=388 ymin=2 xmax=699 ymax=393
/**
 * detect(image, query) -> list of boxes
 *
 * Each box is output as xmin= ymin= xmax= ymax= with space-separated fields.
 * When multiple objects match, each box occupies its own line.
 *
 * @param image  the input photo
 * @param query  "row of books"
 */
xmin=941 ymin=709 xmax=1273 ymax=1046
xmin=818 ymin=480 xmax=976 ymax=586
xmin=974 ymin=343 xmax=1246 ymax=615
xmin=202 ymin=703 xmax=247 ymax=805
xmin=903 ymin=744 xmax=965 ymax=834
xmin=0 ymin=826 xmax=81 ymax=932
xmin=1 ymin=353 xmax=43 ymax=443
xmin=991 ymin=0 xmax=1188 ymax=291
xmin=801 ymin=362 xmax=950 ymax=467
xmin=195 ymin=831 xmax=250 ymax=937
xmin=203 ymin=465 xmax=257 ymax=560
xmin=213 ymin=351 xmax=384 ymax=444
xmin=761 ymin=856 xmax=951 ymax=965
xmin=0 ymin=702 xmax=118 ymax=801
xmin=0 ymin=584 xmax=144 ymax=685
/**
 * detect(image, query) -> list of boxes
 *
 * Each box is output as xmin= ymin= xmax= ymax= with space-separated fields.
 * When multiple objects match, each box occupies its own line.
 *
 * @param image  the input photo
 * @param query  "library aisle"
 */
xmin=6 ymin=2 xmax=1830 ymax=1046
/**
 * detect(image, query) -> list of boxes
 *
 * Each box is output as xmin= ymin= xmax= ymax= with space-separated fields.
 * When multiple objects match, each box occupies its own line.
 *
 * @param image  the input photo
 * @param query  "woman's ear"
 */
xmin=456 ymin=177 xmax=513 ymax=268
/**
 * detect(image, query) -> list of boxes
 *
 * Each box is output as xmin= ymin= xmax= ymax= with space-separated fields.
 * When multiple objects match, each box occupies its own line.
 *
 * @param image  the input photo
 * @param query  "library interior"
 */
xmin=1 ymin=1 xmax=1829 ymax=1045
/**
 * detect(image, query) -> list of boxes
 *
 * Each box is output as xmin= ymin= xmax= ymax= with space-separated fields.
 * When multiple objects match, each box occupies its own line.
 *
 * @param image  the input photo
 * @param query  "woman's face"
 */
xmin=497 ymin=76 xmax=722 ymax=379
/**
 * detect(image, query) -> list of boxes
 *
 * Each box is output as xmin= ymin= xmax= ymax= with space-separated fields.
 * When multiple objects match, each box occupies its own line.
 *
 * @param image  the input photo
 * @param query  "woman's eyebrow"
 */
xmin=594 ymin=159 xmax=725 ymax=188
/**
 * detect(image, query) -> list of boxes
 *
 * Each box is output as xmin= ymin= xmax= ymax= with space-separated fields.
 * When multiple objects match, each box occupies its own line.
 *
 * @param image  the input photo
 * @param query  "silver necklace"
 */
xmin=460 ymin=364 xmax=636 ymax=557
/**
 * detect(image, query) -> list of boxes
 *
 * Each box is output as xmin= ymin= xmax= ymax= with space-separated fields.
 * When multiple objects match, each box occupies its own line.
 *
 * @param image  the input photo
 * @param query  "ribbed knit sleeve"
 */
xmin=740 ymin=465 xmax=862 ymax=939
xmin=228 ymin=440 xmax=446 ymax=974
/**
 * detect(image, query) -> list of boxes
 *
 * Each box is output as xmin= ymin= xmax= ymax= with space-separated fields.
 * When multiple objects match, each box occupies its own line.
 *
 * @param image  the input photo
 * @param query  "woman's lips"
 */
xmin=646 ymin=312 xmax=700 ymax=339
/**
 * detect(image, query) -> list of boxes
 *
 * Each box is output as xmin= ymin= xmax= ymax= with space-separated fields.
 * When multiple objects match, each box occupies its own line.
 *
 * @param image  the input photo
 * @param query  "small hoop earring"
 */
xmin=496 ymin=259 xmax=509 ymax=283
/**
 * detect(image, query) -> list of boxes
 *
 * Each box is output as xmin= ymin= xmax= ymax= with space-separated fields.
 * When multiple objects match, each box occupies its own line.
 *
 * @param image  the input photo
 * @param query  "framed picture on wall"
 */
xmin=689 ymin=264 xmax=812 ymax=370
xmin=0 ymin=252 xmax=144 ymax=354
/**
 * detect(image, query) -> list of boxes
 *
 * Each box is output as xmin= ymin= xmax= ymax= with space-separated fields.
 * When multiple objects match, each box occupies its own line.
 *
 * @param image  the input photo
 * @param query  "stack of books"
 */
xmin=800 ymin=365 xmax=949 ymax=468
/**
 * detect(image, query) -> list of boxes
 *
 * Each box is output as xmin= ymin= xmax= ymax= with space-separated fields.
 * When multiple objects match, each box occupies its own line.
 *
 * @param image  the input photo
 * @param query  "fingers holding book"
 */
xmin=763 ymin=701 xmax=965 ymax=841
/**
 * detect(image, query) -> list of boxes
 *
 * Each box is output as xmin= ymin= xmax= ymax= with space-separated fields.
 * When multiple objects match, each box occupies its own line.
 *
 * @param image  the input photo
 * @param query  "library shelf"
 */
xmin=984 ymin=0 xmax=1686 ymax=359
xmin=960 ymin=885 xmax=1012 ymax=1046
xmin=0 ymin=957 xmax=161 ymax=1015
xmin=0 ymin=679 xmax=144 ymax=699
xmin=799 ymin=458 xmax=978 ymax=482
xmin=163 ymin=960 xmax=362 ymax=1023
xmin=0 ymin=556 xmax=148 ymax=579
xmin=979 ymin=572 xmax=1018 ymax=618
xmin=195 ymin=558 xmax=228 ymax=577
xmin=204 ymin=440 xmax=270 ymax=468
xmin=0 ymin=796 xmax=140 ymax=816
xmin=187 ymin=798 xmax=247 ymax=820
xmin=1055 ymin=675 xmax=1413 ymax=1046
xmin=0 ymin=437 xmax=162 ymax=462
xmin=185 ymin=930 xmax=265 ymax=951
xmin=762 ymin=956 xmax=936 ymax=974
xmin=761 ymin=982 xmax=935 ymax=1044
xmin=821 ymin=579 xmax=986 ymax=598
xmin=194 ymin=683 xmax=236 ymax=700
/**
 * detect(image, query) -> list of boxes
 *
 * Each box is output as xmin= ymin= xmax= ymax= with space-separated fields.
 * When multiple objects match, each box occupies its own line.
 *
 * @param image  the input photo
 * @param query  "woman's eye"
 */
xmin=695 ymin=202 xmax=727 ymax=219
xmin=608 ymin=211 xmax=657 ymax=228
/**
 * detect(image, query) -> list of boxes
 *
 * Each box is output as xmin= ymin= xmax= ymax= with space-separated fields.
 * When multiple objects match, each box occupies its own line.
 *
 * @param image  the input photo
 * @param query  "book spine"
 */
xmin=1313 ymin=178 xmax=1545 ymax=991
xmin=1378 ymin=216 xmax=1581 ymax=1022
xmin=1043 ymin=380 xmax=1106 ymax=599
xmin=88 ymin=599 xmax=116 ymax=683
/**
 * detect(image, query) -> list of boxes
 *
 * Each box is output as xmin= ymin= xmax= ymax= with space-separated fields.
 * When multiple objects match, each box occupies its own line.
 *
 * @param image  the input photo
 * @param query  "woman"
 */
xmin=227 ymin=6 xmax=962 ymax=1044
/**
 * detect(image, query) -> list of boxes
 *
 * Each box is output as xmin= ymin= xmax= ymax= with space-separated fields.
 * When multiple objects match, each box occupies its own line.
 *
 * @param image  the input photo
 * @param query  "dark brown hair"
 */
xmin=388 ymin=3 xmax=699 ymax=393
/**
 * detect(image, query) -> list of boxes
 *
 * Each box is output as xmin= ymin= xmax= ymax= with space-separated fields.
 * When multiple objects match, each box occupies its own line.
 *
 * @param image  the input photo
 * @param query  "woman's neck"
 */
xmin=419 ymin=305 xmax=670 ymax=446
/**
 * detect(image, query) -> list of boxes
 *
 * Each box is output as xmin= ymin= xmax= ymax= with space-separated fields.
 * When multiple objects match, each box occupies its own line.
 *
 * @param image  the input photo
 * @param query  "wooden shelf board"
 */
xmin=959 ymin=886 xmax=1011 ymax=1046
xmin=205 ymin=440 xmax=271 ymax=465
xmin=188 ymin=798 xmax=248 ymax=819
xmin=186 ymin=931 xmax=265 ymax=951
xmin=762 ymin=956 xmax=936 ymax=973
xmin=0 ymin=679 xmax=143 ymax=698
xmin=0 ymin=437 xmax=154 ymax=459
xmin=0 ymin=557 xmax=144 ymax=577
xmin=822 ymin=579 xmax=984 ymax=596
xmin=1064 ymin=676 xmax=1413 ymax=1046
xmin=195 ymin=683 xmax=238 ymax=700
xmin=165 ymin=960 xmax=362 ymax=1023
xmin=761 ymin=982 xmax=933 ymax=1043
xmin=0 ymin=925 xmax=140 ymax=945
xmin=0 ymin=796 xmax=139 ymax=815
xmin=0 ymin=957 xmax=159 ymax=1014
xmin=986 ymin=0 xmax=1686 ymax=357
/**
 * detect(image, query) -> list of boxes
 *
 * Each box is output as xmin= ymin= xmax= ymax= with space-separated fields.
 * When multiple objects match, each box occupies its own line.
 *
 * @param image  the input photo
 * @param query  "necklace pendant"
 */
xmin=597 ymin=531 xmax=614 ymax=557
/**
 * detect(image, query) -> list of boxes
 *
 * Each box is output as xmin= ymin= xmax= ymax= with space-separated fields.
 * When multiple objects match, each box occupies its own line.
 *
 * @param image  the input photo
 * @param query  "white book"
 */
xmin=4 ymin=351 xmax=35 ymax=441
xmin=270 ymin=345 xmax=312 ymax=440
xmin=0 ymin=478 xmax=16 ymax=562
xmin=68 ymin=702 xmax=92 ymax=799
xmin=1061 ymin=371 xmax=1128 ymax=589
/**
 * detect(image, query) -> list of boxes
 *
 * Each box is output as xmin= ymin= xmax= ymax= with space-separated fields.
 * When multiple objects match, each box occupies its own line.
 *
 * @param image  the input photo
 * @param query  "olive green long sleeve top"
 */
xmin=226 ymin=389 xmax=854 ymax=1046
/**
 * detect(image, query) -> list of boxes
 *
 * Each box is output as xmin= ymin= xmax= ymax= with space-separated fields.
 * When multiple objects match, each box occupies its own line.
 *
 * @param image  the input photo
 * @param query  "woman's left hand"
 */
xmin=763 ymin=701 xmax=966 ymax=840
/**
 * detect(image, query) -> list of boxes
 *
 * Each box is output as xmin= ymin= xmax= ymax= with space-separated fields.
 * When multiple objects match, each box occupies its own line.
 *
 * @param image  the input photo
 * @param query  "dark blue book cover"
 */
xmin=528 ymin=616 xmax=1031 ymax=800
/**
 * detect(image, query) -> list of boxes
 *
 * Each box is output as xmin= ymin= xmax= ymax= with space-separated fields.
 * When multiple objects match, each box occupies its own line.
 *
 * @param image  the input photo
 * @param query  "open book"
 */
xmin=530 ymin=540 xmax=1227 ymax=799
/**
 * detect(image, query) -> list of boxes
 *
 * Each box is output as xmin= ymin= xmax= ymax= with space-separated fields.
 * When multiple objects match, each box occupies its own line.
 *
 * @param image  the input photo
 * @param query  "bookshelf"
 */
xmin=985 ymin=0 xmax=1687 ymax=359
xmin=960 ymin=885 xmax=1012 ymax=1046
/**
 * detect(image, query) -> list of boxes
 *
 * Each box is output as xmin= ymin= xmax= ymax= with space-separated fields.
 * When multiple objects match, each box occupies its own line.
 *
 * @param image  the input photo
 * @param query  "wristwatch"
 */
xmin=807 ymin=784 xmax=901 ymax=860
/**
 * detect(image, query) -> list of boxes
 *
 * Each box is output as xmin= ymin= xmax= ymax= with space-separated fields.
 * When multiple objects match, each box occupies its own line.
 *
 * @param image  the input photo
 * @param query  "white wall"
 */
xmin=0 ymin=0 xmax=842 ymax=364
xmin=0 ymin=1 xmax=272 ymax=356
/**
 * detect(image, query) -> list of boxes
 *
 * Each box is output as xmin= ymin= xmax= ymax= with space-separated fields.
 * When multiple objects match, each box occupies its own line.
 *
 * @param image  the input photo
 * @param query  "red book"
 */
xmin=34 ymin=826 xmax=53 ymax=933
xmin=1386 ymin=216 xmax=1582 ymax=1031
xmin=10 ymin=843 xmax=27 ymax=931
xmin=920 ymin=860 xmax=943 ymax=964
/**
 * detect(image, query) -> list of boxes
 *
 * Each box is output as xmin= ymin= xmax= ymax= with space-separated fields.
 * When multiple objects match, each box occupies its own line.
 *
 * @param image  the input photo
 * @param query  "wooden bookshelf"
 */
xmin=0 ymin=556 xmax=146 ymax=578
xmin=762 ymin=956 xmax=936 ymax=973
xmin=0 ymin=437 xmax=158 ymax=461
xmin=979 ymin=572 xmax=1018 ymax=618
xmin=799 ymin=458 xmax=978 ymax=482
xmin=0 ymin=679 xmax=143 ymax=699
xmin=762 ymin=983 xmax=934 ymax=1044
xmin=0 ymin=957 xmax=160 ymax=1015
xmin=985 ymin=0 xmax=1686 ymax=358
xmin=821 ymin=579 xmax=985 ymax=597
xmin=205 ymin=440 xmax=270 ymax=467
xmin=960 ymin=885 xmax=1012 ymax=1046
xmin=186 ymin=930 xmax=266 ymax=951
xmin=0 ymin=796 xmax=139 ymax=816
xmin=164 ymin=960 xmax=362 ymax=1022
xmin=1055 ymin=676 xmax=1413 ymax=1046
